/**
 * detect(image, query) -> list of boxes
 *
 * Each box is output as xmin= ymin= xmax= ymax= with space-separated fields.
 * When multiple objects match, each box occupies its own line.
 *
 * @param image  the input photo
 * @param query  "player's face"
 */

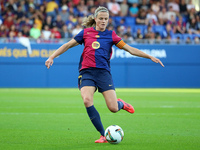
xmin=95 ymin=12 xmax=109 ymax=31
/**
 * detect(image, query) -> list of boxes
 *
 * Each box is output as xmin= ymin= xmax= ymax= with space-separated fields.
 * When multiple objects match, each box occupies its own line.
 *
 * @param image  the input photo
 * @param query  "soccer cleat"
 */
xmin=95 ymin=135 xmax=108 ymax=143
xmin=117 ymin=99 xmax=135 ymax=114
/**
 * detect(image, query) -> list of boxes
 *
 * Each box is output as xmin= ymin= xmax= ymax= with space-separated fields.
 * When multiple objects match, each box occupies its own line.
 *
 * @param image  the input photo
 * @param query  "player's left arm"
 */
xmin=122 ymin=43 xmax=164 ymax=67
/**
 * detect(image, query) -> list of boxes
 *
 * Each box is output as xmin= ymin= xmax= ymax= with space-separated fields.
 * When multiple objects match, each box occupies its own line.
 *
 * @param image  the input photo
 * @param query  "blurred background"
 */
xmin=0 ymin=0 xmax=200 ymax=88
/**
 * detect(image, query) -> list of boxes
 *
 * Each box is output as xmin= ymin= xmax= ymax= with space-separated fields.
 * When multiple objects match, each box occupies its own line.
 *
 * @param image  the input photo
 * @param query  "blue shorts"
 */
xmin=78 ymin=68 xmax=115 ymax=93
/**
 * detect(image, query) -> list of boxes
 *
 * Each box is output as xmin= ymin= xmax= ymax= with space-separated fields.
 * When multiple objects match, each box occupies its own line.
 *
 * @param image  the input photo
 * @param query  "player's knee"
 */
xmin=108 ymin=106 xmax=118 ymax=113
xmin=82 ymin=96 xmax=93 ymax=107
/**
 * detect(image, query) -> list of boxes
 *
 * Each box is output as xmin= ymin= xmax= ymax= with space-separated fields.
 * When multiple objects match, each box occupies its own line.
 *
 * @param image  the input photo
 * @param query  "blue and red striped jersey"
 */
xmin=74 ymin=27 xmax=125 ymax=72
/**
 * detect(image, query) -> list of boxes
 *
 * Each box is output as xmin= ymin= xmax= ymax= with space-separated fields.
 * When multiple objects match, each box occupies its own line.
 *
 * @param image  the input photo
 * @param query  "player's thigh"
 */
xmin=102 ymin=89 xmax=118 ymax=112
xmin=80 ymin=86 xmax=96 ymax=107
xmin=96 ymin=69 xmax=115 ymax=93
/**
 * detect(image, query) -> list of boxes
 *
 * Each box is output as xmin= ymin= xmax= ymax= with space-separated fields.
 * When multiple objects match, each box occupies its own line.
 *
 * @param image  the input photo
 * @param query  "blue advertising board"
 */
xmin=0 ymin=43 xmax=200 ymax=88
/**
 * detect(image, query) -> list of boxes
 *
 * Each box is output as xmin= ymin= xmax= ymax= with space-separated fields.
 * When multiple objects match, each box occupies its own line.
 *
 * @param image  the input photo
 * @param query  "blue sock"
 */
xmin=117 ymin=101 xmax=124 ymax=111
xmin=86 ymin=105 xmax=105 ymax=136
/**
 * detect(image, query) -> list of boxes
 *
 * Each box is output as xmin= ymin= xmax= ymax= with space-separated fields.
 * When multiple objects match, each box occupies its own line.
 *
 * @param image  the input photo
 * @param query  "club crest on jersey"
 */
xmin=92 ymin=41 xmax=100 ymax=49
xmin=95 ymin=35 xmax=100 ymax=38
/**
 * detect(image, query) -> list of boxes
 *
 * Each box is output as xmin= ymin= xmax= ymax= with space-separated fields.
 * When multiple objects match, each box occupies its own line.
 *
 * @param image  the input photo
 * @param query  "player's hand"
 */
xmin=45 ymin=57 xmax=54 ymax=69
xmin=150 ymin=57 xmax=164 ymax=67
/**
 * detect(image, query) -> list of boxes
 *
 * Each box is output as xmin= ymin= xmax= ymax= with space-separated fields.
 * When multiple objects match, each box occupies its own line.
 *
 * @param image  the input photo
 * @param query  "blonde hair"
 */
xmin=81 ymin=6 xmax=109 ymax=28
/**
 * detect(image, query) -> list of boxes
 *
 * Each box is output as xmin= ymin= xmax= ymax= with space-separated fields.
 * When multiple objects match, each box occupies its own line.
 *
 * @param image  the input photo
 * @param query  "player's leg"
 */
xmin=102 ymin=90 xmax=135 ymax=114
xmin=97 ymin=69 xmax=134 ymax=114
xmin=80 ymin=86 xmax=95 ymax=107
xmin=80 ymin=86 xmax=107 ymax=143
xmin=102 ymin=89 xmax=120 ymax=112
xmin=96 ymin=70 xmax=123 ymax=112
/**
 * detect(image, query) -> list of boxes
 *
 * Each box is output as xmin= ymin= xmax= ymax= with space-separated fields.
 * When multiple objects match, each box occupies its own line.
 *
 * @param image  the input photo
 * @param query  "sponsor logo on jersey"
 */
xmin=92 ymin=41 xmax=100 ymax=49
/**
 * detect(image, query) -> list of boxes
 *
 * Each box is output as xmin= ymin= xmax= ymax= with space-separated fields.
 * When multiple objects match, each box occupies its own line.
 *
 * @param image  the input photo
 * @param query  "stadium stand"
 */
xmin=0 ymin=0 xmax=199 ymax=44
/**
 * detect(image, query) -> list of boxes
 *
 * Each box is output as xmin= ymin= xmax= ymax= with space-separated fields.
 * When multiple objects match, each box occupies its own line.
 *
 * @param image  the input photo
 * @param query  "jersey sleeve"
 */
xmin=74 ymin=29 xmax=84 ymax=45
xmin=112 ymin=30 xmax=126 ymax=49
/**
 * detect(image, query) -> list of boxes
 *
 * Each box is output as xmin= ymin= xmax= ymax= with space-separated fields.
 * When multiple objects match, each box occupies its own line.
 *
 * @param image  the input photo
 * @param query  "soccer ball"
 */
xmin=104 ymin=125 xmax=124 ymax=144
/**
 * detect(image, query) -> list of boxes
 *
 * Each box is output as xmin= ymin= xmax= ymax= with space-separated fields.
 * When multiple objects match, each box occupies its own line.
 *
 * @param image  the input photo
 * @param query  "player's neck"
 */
xmin=94 ymin=27 xmax=106 ymax=32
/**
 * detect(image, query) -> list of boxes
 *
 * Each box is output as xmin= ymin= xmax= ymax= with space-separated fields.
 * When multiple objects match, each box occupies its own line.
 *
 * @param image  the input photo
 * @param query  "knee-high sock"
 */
xmin=86 ymin=105 xmax=105 ymax=136
xmin=117 ymin=101 xmax=124 ymax=111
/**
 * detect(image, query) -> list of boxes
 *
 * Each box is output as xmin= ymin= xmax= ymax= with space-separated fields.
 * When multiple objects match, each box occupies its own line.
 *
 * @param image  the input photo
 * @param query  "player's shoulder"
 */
xmin=84 ymin=27 xmax=95 ymax=32
xmin=81 ymin=27 xmax=96 ymax=35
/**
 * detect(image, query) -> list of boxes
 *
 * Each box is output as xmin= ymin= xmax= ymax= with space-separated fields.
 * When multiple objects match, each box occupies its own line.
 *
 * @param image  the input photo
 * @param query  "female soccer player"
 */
xmin=45 ymin=6 xmax=164 ymax=143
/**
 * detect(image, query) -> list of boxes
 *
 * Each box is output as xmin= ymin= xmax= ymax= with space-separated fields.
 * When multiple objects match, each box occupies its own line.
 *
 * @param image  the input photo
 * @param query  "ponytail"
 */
xmin=81 ymin=15 xmax=96 ymax=28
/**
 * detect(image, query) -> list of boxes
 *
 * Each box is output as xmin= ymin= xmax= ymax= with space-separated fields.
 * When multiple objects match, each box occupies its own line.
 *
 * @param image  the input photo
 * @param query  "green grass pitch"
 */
xmin=0 ymin=88 xmax=200 ymax=150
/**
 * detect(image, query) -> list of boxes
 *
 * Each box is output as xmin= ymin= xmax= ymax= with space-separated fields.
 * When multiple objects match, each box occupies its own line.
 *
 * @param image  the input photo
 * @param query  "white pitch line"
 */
xmin=0 ymin=105 xmax=200 ymax=109
xmin=0 ymin=112 xmax=199 ymax=116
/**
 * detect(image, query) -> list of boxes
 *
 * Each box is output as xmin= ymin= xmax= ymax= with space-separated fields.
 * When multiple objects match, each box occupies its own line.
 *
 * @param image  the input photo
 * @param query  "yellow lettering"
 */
xmin=0 ymin=47 xmax=6 ymax=56
xmin=0 ymin=48 xmax=57 ymax=58
xmin=13 ymin=49 xmax=28 ymax=58
xmin=13 ymin=49 xmax=20 ymax=58
xmin=7 ymin=49 xmax=12 ymax=57
xmin=29 ymin=50 xmax=40 ymax=57
xmin=41 ymin=49 xmax=49 ymax=58
xmin=0 ymin=47 xmax=12 ymax=57
xmin=21 ymin=49 xmax=27 ymax=57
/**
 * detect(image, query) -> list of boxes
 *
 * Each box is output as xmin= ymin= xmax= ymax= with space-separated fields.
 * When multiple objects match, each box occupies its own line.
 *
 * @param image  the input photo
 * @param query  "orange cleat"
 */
xmin=95 ymin=135 xmax=108 ymax=143
xmin=118 ymin=99 xmax=135 ymax=114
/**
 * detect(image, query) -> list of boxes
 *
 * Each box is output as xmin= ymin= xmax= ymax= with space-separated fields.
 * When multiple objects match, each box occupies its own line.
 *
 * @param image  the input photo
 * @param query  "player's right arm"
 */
xmin=45 ymin=39 xmax=79 ymax=69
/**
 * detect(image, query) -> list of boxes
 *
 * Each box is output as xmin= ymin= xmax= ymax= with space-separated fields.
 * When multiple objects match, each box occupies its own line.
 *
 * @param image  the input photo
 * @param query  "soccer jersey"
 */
xmin=74 ymin=27 xmax=126 ymax=72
